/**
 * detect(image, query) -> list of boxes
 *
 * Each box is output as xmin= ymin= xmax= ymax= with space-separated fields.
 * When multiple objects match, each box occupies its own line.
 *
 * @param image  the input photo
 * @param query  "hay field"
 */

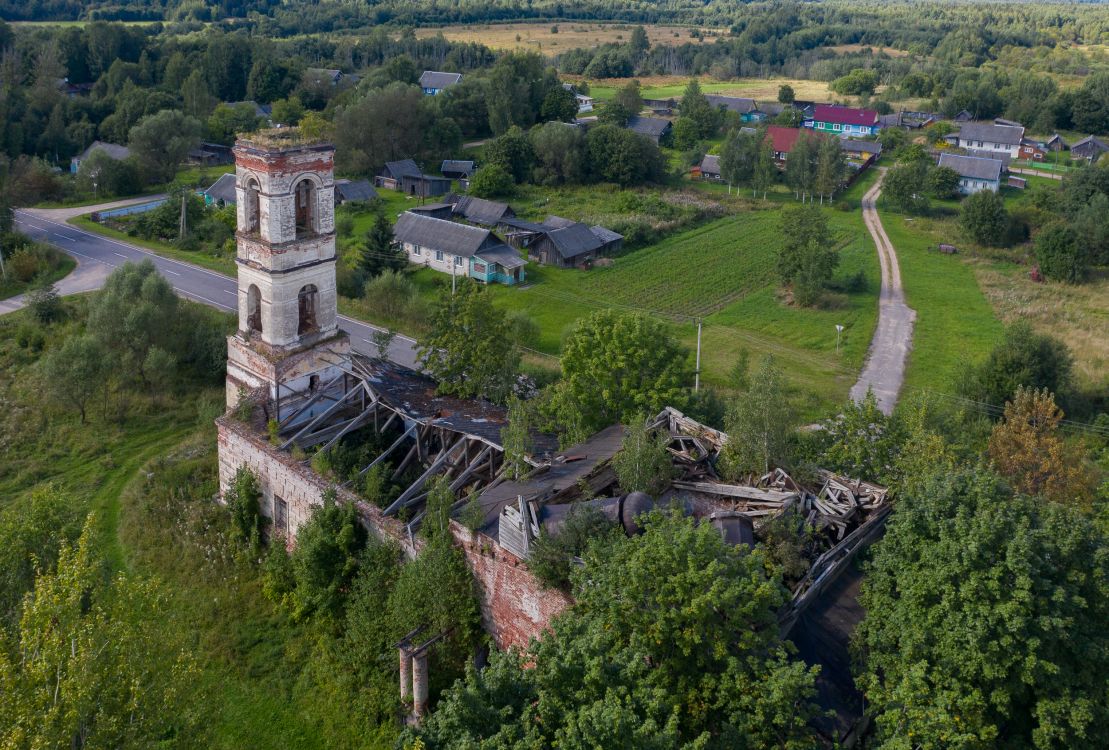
xmin=976 ymin=267 xmax=1109 ymax=390
xmin=585 ymin=76 xmax=838 ymax=103
xmin=413 ymin=22 xmax=719 ymax=51
xmin=823 ymin=44 xmax=910 ymax=58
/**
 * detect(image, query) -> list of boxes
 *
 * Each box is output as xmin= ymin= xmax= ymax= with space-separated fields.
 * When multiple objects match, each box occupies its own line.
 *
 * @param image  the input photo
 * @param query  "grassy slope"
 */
xmin=0 ymin=304 xmax=368 ymax=748
xmin=0 ymin=254 xmax=76 ymax=301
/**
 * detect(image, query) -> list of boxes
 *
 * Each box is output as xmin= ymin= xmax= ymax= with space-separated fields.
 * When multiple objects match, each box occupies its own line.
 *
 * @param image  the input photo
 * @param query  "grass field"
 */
xmin=395 ymin=171 xmax=882 ymax=415
xmin=877 ymin=210 xmax=1003 ymax=396
xmin=586 ymin=76 xmax=839 ymax=104
xmin=413 ymin=22 xmax=718 ymax=51
xmin=0 ymin=302 xmax=389 ymax=748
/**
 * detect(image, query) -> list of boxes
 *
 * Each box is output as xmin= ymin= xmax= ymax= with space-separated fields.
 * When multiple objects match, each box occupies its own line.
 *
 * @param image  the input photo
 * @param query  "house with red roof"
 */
xmin=765 ymin=126 xmax=829 ymax=164
xmin=806 ymin=105 xmax=881 ymax=136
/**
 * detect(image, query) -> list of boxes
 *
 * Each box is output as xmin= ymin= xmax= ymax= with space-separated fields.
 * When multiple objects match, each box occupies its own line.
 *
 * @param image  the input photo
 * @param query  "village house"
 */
xmin=70 ymin=141 xmax=130 ymax=174
xmin=705 ymin=95 xmax=766 ymax=122
xmin=334 ymin=179 xmax=378 ymax=204
xmin=946 ymin=121 xmax=1025 ymax=158
xmin=1070 ymin=135 xmax=1109 ymax=162
xmin=642 ymin=97 xmax=677 ymax=115
xmin=766 ymin=125 xmax=806 ymax=163
xmin=306 ymin=68 xmax=344 ymax=86
xmin=448 ymin=195 xmax=515 ymax=226
xmin=440 ymin=160 xmax=475 ymax=180
xmin=698 ymin=154 xmax=722 ymax=180
xmin=953 ymin=109 xmax=974 ymax=122
xmin=419 ymin=70 xmax=462 ymax=95
xmin=938 ymin=152 xmax=1004 ymax=194
xmin=202 ymin=173 xmax=238 ymax=206
xmin=805 ymin=105 xmax=881 ymax=136
xmin=1018 ymin=138 xmax=1047 ymax=161
xmin=394 ymin=211 xmax=525 ymax=285
xmin=1045 ymin=133 xmax=1068 ymax=153
xmin=187 ymin=141 xmax=234 ymax=167
xmin=375 ymin=159 xmax=451 ymax=197
xmin=499 ymin=216 xmax=621 ymax=267
xmin=626 ymin=115 xmax=673 ymax=144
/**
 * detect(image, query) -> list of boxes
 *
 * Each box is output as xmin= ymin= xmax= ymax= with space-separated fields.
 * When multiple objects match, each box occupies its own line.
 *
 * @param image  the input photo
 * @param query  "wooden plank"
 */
xmin=672 ymin=481 xmax=796 ymax=503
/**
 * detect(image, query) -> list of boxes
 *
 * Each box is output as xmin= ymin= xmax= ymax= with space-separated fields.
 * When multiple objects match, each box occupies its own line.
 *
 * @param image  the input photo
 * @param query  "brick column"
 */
xmin=412 ymin=651 xmax=430 ymax=720
xmin=399 ymin=645 xmax=412 ymax=703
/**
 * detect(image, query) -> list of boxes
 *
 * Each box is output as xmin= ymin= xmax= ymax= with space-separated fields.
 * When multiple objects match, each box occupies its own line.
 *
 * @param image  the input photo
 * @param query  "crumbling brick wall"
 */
xmin=451 ymin=523 xmax=572 ymax=651
xmin=217 ymin=417 xmax=570 ymax=652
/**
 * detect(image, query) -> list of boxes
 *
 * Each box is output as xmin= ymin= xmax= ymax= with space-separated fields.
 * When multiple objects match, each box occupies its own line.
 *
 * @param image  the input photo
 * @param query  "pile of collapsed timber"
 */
xmin=671 ymin=469 xmax=889 ymax=541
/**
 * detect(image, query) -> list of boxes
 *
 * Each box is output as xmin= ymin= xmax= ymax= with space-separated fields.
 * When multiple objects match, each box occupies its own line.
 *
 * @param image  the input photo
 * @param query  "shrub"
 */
xmin=960 ymin=189 xmax=1009 ymax=246
xmin=1035 ymin=223 xmax=1087 ymax=283
xmin=468 ymin=164 xmax=514 ymax=198
xmin=8 ymin=248 xmax=40 ymax=282
xmin=25 ymin=283 xmax=62 ymax=324
xmin=363 ymin=269 xmax=417 ymax=321
xmin=528 ymin=505 xmax=618 ymax=590
xmin=225 ymin=466 xmax=263 ymax=550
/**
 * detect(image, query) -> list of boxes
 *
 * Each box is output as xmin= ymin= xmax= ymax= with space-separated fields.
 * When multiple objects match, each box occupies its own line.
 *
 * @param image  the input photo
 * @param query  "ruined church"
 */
xmin=215 ymin=129 xmax=889 ymax=741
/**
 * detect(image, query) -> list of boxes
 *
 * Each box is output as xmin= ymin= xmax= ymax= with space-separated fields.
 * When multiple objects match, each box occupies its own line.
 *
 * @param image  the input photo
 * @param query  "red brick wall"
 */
xmin=451 ymin=522 xmax=571 ymax=651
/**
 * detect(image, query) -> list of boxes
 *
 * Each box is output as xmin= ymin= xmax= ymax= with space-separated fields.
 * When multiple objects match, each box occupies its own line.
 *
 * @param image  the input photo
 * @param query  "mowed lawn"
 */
xmin=878 ymin=211 xmax=1003 ymax=395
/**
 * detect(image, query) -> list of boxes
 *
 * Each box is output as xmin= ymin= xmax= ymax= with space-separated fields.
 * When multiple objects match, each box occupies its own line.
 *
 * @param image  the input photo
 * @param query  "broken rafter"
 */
xmin=383 ymin=435 xmax=467 ymax=516
xmin=280 ymin=384 xmax=362 ymax=450
xmin=671 ymin=480 xmax=797 ymax=503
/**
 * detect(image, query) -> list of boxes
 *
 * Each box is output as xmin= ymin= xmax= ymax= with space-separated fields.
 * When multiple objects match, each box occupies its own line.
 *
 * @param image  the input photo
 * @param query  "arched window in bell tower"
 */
xmin=246 ymin=284 xmax=263 ymax=334
xmin=245 ymin=178 xmax=261 ymax=234
xmin=294 ymin=178 xmax=316 ymax=235
xmin=298 ymin=284 xmax=319 ymax=335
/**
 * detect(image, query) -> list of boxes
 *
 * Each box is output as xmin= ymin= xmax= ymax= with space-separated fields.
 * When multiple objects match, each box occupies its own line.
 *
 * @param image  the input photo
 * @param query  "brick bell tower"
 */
xmin=225 ymin=129 xmax=349 ymax=411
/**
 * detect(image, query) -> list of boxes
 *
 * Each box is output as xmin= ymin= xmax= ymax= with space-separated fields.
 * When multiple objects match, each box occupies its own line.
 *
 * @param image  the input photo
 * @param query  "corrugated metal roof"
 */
xmin=956 ymin=122 xmax=1024 ymax=146
xmin=627 ymin=115 xmax=672 ymax=137
xmin=419 ymin=71 xmax=462 ymax=89
xmin=441 ymin=159 xmax=475 ymax=174
xmin=812 ymin=105 xmax=879 ymax=127
xmin=547 ymin=222 xmax=604 ymax=259
xmin=475 ymin=244 xmax=526 ymax=269
xmin=394 ymin=211 xmax=494 ymax=258
xmin=335 ymin=179 xmax=378 ymax=202
xmin=704 ymin=95 xmax=757 ymax=113
xmin=938 ymin=152 xmax=1003 ymax=182
xmin=452 ymin=196 xmax=512 ymax=226
xmin=590 ymin=225 xmax=623 ymax=244
xmin=383 ymin=159 xmax=422 ymax=179
xmin=204 ymin=173 xmax=237 ymax=204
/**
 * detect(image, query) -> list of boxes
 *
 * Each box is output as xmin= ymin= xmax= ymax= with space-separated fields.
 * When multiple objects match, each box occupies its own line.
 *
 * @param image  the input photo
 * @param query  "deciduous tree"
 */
xmin=857 ymin=467 xmax=1109 ymax=749
xmin=407 ymin=512 xmax=821 ymax=749
xmin=960 ymin=188 xmax=1009 ymax=246
xmin=612 ymin=416 xmax=673 ymax=495
xmin=987 ymin=387 xmax=1093 ymax=505
xmin=418 ymin=281 xmax=520 ymax=403
xmin=1034 ymin=222 xmax=1087 ymax=283
xmin=721 ymin=355 xmax=795 ymax=478
xmin=128 ymin=109 xmax=202 ymax=183
xmin=550 ymin=310 xmax=691 ymax=439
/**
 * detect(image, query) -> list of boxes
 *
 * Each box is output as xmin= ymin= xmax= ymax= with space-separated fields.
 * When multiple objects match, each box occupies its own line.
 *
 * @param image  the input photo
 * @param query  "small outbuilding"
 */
xmin=440 ymin=160 xmax=475 ymax=180
xmin=335 ymin=179 xmax=378 ymax=204
xmin=419 ymin=71 xmax=462 ymax=96
xmin=626 ymin=115 xmax=673 ymax=144
xmin=1071 ymin=135 xmax=1109 ymax=162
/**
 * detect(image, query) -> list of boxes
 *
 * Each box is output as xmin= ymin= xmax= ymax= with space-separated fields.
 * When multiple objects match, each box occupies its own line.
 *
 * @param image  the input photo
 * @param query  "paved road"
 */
xmin=8 ymin=205 xmax=421 ymax=369
xmin=849 ymin=171 xmax=916 ymax=415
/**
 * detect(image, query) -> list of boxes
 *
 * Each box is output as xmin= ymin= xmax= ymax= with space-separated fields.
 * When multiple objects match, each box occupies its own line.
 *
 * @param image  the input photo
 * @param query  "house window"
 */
xmin=435 ymin=250 xmax=444 ymax=262
xmin=833 ymin=123 xmax=841 ymax=131
xmin=474 ymin=262 xmax=487 ymax=273
xmin=412 ymin=245 xmax=421 ymax=256
xmin=454 ymin=255 xmax=463 ymax=266
xmin=274 ymin=495 xmax=288 ymax=533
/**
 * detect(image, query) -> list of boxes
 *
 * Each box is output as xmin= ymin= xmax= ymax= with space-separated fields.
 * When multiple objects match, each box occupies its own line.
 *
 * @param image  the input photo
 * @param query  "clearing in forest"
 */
xmin=412 ymin=22 xmax=719 ymax=51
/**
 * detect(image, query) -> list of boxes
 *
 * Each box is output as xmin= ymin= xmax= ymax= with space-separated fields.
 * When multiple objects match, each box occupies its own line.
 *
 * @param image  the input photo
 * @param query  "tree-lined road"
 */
xmin=8 ymin=205 xmax=421 ymax=369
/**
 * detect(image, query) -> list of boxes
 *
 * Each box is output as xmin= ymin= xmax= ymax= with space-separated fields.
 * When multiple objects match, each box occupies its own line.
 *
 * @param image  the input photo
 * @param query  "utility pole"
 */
xmin=179 ymin=193 xmax=187 ymax=240
xmin=694 ymin=318 xmax=702 ymax=392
